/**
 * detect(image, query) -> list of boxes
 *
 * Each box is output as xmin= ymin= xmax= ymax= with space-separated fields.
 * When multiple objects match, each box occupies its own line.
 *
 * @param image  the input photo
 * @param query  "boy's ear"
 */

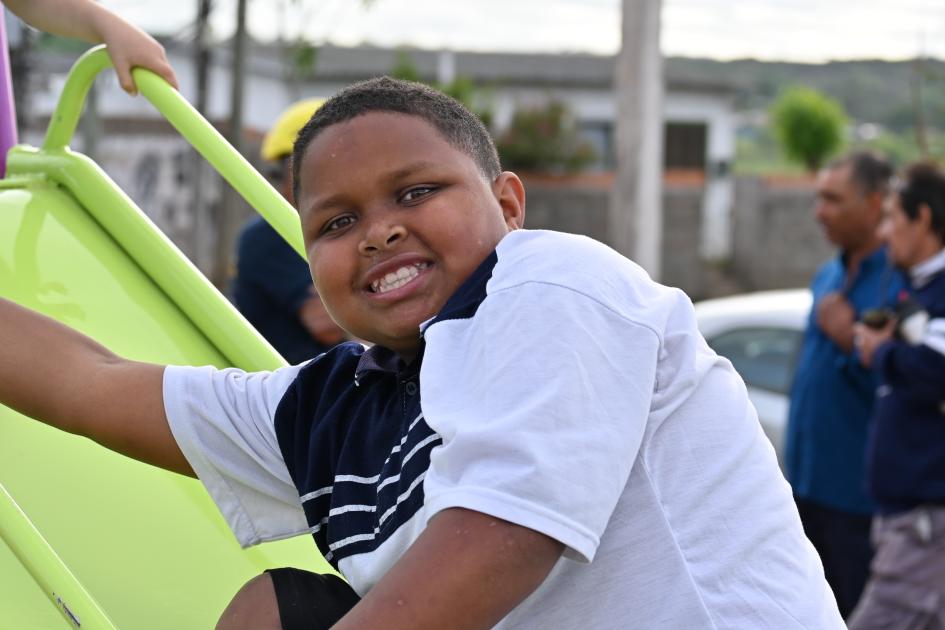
xmin=493 ymin=171 xmax=526 ymax=230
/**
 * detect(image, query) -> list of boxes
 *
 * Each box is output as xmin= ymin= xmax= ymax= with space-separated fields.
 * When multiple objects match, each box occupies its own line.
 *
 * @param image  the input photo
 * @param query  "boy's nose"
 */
xmin=358 ymin=221 xmax=407 ymax=255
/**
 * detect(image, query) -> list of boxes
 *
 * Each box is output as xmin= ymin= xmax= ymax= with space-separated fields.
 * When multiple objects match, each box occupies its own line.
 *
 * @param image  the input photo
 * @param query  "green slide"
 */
xmin=0 ymin=47 xmax=330 ymax=629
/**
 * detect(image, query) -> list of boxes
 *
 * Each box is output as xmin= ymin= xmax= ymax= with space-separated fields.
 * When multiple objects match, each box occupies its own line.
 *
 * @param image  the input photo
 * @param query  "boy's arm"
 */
xmin=0 ymin=298 xmax=193 ymax=476
xmin=4 ymin=0 xmax=178 ymax=94
xmin=334 ymin=508 xmax=563 ymax=630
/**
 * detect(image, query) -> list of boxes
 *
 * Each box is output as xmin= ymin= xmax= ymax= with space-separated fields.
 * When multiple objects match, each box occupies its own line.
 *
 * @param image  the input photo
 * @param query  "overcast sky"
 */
xmin=101 ymin=0 xmax=945 ymax=63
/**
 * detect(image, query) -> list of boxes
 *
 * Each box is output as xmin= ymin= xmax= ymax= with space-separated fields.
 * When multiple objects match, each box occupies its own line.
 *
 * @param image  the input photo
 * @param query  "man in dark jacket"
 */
xmin=850 ymin=161 xmax=945 ymax=629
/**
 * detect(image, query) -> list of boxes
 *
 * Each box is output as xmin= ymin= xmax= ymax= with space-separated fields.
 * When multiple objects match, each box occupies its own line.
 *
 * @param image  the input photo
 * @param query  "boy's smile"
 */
xmin=296 ymin=112 xmax=525 ymax=360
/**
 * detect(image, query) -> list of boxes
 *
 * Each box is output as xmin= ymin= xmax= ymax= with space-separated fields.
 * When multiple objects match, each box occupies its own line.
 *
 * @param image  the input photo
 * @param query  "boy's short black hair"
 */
xmin=291 ymin=77 xmax=501 ymax=204
xmin=897 ymin=161 xmax=945 ymax=243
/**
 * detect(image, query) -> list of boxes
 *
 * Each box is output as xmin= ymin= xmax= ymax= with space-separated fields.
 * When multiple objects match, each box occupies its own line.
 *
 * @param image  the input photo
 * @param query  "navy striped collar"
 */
xmin=420 ymin=250 xmax=498 ymax=334
xmin=354 ymin=248 xmax=498 ymax=384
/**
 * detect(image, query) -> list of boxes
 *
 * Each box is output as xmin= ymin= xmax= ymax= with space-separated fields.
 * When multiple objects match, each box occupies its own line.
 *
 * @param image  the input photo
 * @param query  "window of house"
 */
xmin=577 ymin=121 xmax=614 ymax=171
xmin=664 ymin=122 xmax=707 ymax=170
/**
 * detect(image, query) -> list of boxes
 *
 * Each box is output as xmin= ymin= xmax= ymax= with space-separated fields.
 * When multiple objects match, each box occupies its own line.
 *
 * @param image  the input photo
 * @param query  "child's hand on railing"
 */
xmin=5 ymin=0 xmax=179 ymax=95
xmin=93 ymin=8 xmax=178 ymax=95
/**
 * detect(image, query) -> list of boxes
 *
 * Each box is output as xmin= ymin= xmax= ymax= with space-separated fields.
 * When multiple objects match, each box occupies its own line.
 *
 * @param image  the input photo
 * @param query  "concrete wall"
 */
xmin=731 ymin=176 xmax=832 ymax=290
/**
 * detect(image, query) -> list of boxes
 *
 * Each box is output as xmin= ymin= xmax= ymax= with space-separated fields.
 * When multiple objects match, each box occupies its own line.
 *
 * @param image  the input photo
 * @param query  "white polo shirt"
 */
xmin=166 ymin=229 xmax=842 ymax=628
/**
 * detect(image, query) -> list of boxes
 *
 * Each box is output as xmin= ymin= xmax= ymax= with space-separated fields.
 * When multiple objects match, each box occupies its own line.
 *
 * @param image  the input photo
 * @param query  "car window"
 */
xmin=706 ymin=327 xmax=802 ymax=394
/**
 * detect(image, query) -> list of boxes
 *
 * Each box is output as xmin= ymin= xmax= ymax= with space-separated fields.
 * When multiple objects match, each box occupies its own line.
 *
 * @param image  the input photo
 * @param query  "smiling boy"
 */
xmin=0 ymin=78 xmax=843 ymax=629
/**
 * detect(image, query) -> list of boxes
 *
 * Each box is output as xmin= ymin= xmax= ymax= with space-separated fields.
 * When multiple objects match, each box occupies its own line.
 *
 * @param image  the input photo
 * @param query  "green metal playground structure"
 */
xmin=0 ymin=47 xmax=333 ymax=628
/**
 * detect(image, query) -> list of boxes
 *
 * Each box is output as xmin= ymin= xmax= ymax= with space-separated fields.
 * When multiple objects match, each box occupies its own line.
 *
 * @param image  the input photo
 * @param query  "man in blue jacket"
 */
xmin=850 ymin=161 xmax=945 ymax=629
xmin=785 ymin=151 xmax=901 ymax=618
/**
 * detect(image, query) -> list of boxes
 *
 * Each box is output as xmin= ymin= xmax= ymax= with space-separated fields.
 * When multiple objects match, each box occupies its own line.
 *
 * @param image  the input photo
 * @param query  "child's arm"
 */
xmin=0 ymin=298 xmax=193 ymax=476
xmin=334 ymin=508 xmax=563 ymax=630
xmin=4 ymin=0 xmax=178 ymax=94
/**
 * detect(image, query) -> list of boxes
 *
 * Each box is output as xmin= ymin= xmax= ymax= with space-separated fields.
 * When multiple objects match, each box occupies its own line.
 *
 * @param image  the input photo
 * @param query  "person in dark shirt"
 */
xmin=785 ymin=151 xmax=902 ymax=617
xmin=232 ymin=100 xmax=346 ymax=363
xmin=849 ymin=161 xmax=945 ymax=629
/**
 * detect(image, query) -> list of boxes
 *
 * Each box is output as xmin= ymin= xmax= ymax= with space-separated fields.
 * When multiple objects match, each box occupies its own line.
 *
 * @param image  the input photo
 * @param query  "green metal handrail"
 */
xmin=0 ymin=484 xmax=118 ymax=629
xmin=43 ymin=46 xmax=305 ymax=258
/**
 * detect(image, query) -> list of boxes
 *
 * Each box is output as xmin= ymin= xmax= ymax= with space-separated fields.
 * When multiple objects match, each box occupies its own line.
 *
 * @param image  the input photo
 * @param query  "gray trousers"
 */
xmin=848 ymin=506 xmax=945 ymax=630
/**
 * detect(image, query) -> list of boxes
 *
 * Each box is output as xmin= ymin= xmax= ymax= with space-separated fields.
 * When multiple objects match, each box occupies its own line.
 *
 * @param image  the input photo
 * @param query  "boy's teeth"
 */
xmin=371 ymin=263 xmax=427 ymax=294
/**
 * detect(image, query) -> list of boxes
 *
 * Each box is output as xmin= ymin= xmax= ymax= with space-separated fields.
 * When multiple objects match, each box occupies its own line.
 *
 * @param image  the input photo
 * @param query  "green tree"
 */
xmin=390 ymin=49 xmax=422 ymax=83
xmin=771 ymin=86 xmax=847 ymax=172
xmin=389 ymin=51 xmax=493 ymax=127
xmin=496 ymin=102 xmax=596 ymax=174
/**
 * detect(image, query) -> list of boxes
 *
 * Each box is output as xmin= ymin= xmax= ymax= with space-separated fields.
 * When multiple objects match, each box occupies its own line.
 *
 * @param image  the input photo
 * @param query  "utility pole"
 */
xmin=191 ymin=0 xmax=213 ymax=273
xmin=610 ymin=0 xmax=664 ymax=279
xmin=213 ymin=0 xmax=248 ymax=288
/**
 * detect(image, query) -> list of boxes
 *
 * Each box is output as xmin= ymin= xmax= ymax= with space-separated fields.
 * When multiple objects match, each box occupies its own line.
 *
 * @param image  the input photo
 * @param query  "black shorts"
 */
xmin=265 ymin=567 xmax=361 ymax=630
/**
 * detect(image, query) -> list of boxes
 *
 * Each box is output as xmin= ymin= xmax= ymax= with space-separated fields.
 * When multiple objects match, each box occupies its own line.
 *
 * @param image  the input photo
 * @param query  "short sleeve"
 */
xmin=420 ymin=282 xmax=659 ymax=563
xmin=163 ymin=364 xmax=309 ymax=547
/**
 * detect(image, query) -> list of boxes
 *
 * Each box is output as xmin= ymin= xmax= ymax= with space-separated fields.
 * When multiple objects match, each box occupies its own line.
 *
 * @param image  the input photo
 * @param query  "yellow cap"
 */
xmin=260 ymin=98 xmax=326 ymax=162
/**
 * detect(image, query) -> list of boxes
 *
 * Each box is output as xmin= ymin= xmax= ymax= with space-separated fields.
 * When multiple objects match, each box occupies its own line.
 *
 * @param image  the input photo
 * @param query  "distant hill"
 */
xmin=666 ymin=57 xmax=945 ymax=131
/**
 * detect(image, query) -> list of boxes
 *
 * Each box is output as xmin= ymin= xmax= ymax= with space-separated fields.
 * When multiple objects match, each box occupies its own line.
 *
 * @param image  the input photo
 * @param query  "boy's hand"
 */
xmin=333 ymin=508 xmax=564 ymax=629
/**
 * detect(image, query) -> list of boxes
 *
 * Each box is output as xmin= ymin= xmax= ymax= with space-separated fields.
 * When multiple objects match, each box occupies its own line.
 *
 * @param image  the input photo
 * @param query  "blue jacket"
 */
xmin=786 ymin=248 xmax=903 ymax=514
xmin=867 ymin=251 xmax=945 ymax=514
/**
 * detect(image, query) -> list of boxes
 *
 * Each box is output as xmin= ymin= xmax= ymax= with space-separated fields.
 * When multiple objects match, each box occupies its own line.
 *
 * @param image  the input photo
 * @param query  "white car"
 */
xmin=694 ymin=289 xmax=812 ymax=466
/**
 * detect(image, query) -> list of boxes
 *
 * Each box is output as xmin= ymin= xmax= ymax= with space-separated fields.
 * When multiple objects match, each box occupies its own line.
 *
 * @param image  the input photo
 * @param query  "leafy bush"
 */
xmin=771 ymin=86 xmax=847 ymax=172
xmin=496 ymin=102 xmax=596 ymax=174
xmin=389 ymin=51 xmax=492 ymax=127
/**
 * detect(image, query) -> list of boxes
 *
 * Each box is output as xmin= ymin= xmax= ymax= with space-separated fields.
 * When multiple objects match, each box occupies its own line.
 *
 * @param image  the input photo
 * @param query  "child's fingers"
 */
xmin=155 ymin=61 xmax=180 ymax=90
xmin=113 ymin=62 xmax=137 ymax=96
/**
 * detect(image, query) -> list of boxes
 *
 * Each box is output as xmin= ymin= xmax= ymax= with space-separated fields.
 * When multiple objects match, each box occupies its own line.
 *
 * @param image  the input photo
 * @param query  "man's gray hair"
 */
xmin=827 ymin=151 xmax=893 ymax=197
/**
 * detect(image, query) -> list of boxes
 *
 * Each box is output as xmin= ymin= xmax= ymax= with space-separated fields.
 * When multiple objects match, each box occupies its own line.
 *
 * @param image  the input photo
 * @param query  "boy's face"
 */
xmin=296 ymin=112 xmax=525 ymax=359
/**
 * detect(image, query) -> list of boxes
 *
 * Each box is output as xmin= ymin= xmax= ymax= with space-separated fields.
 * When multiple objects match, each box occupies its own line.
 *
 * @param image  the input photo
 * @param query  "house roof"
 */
xmin=29 ymin=37 xmax=735 ymax=95
xmin=222 ymin=41 xmax=736 ymax=94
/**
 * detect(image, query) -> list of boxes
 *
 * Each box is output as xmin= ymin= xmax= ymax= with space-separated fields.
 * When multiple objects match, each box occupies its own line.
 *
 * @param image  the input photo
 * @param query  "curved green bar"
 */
xmin=43 ymin=46 xmax=305 ymax=259
xmin=0 ymin=47 xmax=332 ymax=628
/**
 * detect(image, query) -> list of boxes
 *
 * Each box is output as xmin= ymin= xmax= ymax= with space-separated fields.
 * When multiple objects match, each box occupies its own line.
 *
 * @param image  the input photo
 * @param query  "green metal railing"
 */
xmin=0 ymin=46 xmax=309 ymax=629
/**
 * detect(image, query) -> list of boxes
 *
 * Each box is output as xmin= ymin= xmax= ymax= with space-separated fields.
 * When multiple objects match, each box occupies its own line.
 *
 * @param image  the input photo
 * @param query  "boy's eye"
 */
xmin=400 ymin=186 xmax=437 ymax=204
xmin=321 ymin=214 xmax=356 ymax=235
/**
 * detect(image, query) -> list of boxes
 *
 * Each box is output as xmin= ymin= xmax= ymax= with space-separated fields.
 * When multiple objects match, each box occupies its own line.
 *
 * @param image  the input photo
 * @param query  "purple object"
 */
xmin=0 ymin=6 xmax=17 ymax=177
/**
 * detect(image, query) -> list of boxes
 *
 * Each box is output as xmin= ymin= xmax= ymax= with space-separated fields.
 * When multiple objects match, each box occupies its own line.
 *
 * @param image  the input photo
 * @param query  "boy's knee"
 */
xmin=216 ymin=573 xmax=281 ymax=630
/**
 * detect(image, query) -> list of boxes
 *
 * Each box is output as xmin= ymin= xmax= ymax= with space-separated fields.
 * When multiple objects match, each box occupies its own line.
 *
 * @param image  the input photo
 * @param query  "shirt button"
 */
xmin=405 ymin=381 xmax=418 ymax=396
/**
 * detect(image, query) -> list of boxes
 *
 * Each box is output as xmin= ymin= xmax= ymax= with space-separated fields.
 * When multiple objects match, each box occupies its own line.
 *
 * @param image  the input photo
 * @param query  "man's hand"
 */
xmin=298 ymin=289 xmax=347 ymax=347
xmin=853 ymin=319 xmax=897 ymax=369
xmin=333 ymin=508 xmax=564 ymax=630
xmin=816 ymin=292 xmax=856 ymax=352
